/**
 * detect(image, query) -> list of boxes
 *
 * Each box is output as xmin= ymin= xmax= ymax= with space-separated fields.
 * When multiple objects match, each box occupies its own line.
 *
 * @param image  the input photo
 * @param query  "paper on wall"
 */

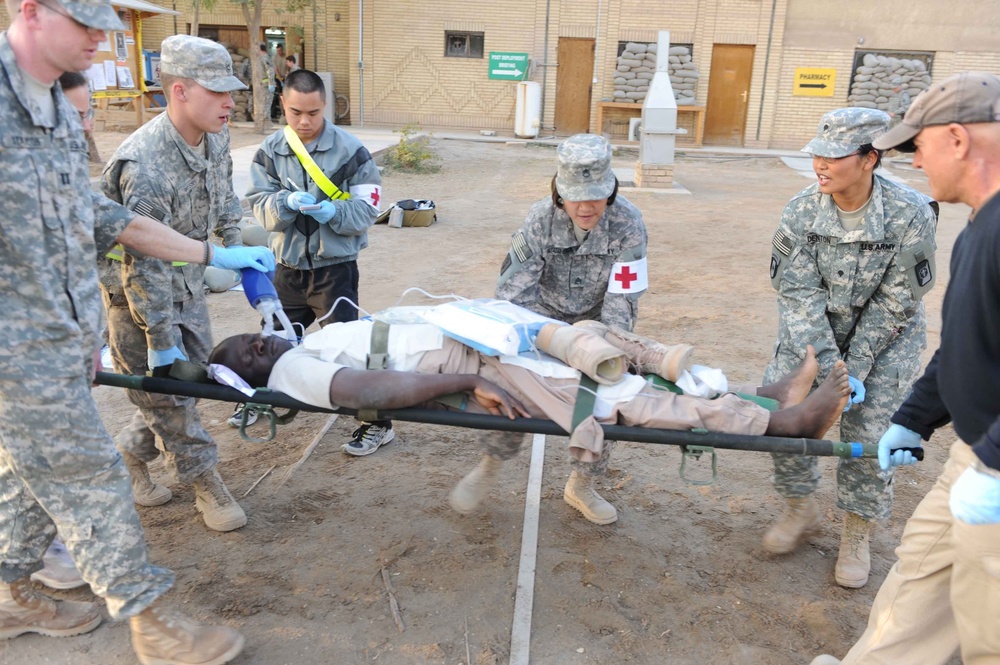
xmin=86 ymin=63 xmax=107 ymax=91
xmin=104 ymin=60 xmax=117 ymax=87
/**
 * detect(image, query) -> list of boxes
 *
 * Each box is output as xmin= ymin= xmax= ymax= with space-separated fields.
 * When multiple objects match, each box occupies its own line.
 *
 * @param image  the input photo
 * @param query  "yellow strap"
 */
xmin=283 ymin=125 xmax=350 ymax=201
xmin=106 ymin=243 xmax=187 ymax=267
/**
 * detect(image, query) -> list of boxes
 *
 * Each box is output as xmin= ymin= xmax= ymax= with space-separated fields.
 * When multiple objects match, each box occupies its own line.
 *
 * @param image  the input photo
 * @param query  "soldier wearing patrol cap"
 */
xmin=762 ymin=107 xmax=938 ymax=589
xmin=464 ymin=133 xmax=649 ymax=525
xmin=0 ymin=2 xmax=274 ymax=663
xmin=99 ymin=35 xmax=252 ymax=534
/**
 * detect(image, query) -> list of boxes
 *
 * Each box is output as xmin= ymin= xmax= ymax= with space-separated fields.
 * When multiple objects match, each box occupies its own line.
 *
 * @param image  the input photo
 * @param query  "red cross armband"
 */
xmin=607 ymin=257 xmax=648 ymax=294
xmin=349 ymin=183 xmax=382 ymax=211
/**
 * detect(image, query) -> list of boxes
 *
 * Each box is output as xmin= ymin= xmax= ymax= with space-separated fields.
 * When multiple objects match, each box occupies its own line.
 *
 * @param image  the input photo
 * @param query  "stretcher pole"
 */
xmin=94 ymin=372 xmax=879 ymax=459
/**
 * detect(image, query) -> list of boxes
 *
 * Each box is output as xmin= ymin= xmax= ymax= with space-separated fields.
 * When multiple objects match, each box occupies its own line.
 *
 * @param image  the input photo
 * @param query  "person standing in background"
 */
xmin=245 ymin=68 xmax=388 ymax=454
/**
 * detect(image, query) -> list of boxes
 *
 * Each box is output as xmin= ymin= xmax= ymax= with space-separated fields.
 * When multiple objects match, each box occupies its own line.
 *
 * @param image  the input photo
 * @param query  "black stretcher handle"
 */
xmin=896 ymin=446 xmax=925 ymax=461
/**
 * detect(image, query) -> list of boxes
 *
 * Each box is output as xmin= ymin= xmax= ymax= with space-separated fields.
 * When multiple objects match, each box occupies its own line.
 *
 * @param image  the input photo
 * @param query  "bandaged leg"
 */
xmin=573 ymin=320 xmax=694 ymax=382
xmin=535 ymin=324 xmax=626 ymax=385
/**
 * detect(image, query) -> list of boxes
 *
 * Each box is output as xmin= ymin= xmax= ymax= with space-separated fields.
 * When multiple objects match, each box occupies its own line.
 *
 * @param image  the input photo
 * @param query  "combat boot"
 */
xmin=835 ymin=512 xmax=872 ymax=588
xmin=573 ymin=320 xmax=694 ymax=382
xmin=130 ymin=600 xmax=244 ymax=665
xmin=123 ymin=451 xmax=172 ymax=507
xmin=0 ymin=576 xmax=101 ymax=640
xmin=449 ymin=455 xmax=503 ymax=514
xmin=563 ymin=470 xmax=618 ymax=524
xmin=762 ymin=496 xmax=820 ymax=554
xmin=30 ymin=539 xmax=86 ymax=590
xmin=192 ymin=469 xmax=247 ymax=532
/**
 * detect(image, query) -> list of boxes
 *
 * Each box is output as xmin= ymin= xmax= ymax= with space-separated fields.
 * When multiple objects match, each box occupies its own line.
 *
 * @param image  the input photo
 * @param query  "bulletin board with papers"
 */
xmin=88 ymin=1 xmax=179 ymax=129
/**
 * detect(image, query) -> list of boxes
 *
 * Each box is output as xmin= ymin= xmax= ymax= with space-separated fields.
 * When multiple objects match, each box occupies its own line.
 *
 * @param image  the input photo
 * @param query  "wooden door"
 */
xmin=704 ymin=44 xmax=755 ymax=146
xmin=555 ymin=38 xmax=595 ymax=135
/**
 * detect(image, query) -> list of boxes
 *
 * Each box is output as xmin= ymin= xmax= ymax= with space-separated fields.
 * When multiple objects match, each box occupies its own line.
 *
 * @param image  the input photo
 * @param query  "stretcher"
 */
xmin=94 ymin=371 xmax=899 ymax=486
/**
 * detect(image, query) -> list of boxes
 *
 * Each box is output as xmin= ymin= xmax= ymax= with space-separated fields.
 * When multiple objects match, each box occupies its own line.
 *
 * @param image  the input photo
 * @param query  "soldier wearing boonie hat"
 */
xmin=491 ymin=133 xmax=649 ymax=526
xmin=98 ymin=32 xmax=252 ymax=565
xmin=810 ymin=72 xmax=1000 ymax=665
xmin=762 ymin=106 xmax=939 ymax=590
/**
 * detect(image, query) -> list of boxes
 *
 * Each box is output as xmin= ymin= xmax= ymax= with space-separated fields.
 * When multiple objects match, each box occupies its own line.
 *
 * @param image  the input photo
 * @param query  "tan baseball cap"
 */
xmin=874 ymin=71 xmax=1000 ymax=152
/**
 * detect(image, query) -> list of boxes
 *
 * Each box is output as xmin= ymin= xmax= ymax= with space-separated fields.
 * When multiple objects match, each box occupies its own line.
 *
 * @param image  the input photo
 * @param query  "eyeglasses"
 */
xmin=79 ymin=106 xmax=95 ymax=123
xmin=811 ymin=152 xmax=860 ymax=164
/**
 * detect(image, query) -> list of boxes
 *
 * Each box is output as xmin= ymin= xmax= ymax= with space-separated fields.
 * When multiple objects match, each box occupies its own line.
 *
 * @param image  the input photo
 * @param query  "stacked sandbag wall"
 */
xmin=612 ymin=43 xmax=699 ymax=106
xmin=847 ymin=54 xmax=930 ymax=111
xmin=225 ymin=43 xmax=252 ymax=122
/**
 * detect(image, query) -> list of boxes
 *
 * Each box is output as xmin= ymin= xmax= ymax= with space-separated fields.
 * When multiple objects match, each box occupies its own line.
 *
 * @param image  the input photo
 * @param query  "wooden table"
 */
xmin=596 ymin=101 xmax=706 ymax=146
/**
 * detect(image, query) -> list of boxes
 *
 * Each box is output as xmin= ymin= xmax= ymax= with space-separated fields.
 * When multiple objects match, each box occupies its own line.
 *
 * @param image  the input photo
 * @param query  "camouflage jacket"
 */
xmin=496 ymin=196 xmax=647 ymax=331
xmin=247 ymin=119 xmax=380 ymax=270
xmin=0 ymin=32 xmax=133 ymax=379
xmin=768 ymin=174 xmax=938 ymax=381
xmin=100 ymin=112 xmax=242 ymax=351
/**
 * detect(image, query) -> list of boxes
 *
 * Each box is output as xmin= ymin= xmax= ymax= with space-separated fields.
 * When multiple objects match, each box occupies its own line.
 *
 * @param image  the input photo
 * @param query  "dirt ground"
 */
xmin=1 ymin=128 xmax=966 ymax=665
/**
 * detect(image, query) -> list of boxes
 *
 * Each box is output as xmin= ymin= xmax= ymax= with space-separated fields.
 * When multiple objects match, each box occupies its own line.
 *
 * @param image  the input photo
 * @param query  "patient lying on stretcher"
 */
xmin=209 ymin=316 xmax=851 ymax=516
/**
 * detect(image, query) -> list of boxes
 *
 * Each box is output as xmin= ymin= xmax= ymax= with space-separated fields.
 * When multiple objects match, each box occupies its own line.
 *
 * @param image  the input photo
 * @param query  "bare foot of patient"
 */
xmin=758 ymin=345 xmax=818 ymax=407
xmin=765 ymin=360 xmax=850 ymax=439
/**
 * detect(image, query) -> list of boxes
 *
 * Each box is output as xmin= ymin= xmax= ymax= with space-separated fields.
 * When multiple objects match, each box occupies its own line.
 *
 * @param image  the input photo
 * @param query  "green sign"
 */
xmin=488 ymin=52 xmax=529 ymax=81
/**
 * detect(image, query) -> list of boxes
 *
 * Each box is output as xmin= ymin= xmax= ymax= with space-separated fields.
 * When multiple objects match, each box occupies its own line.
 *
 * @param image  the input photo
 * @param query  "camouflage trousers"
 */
xmin=102 ymin=289 xmax=218 ymax=483
xmin=765 ymin=340 xmax=921 ymax=521
xmin=477 ymin=430 xmax=616 ymax=477
xmin=0 ymin=375 xmax=174 ymax=619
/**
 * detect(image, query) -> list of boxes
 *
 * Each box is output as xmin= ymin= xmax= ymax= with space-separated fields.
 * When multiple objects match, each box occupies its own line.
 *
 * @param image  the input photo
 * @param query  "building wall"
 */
xmin=2 ymin=0 xmax=998 ymax=149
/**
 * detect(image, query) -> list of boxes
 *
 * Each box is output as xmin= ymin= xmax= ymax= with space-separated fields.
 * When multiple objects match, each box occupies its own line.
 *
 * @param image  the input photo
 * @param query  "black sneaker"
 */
xmin=342 ymin=423 xmax=395 ymax=456
xmin=227 ymin=404 xmax=259 ymax=428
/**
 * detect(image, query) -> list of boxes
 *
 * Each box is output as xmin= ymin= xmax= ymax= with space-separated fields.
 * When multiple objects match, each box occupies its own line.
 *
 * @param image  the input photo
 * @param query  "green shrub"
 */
xmin=383 ymin=123 xmax=439 ymax=172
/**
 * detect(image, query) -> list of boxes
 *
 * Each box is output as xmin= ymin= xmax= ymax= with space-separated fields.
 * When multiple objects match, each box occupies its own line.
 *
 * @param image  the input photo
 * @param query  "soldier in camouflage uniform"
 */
xmin=763 ymin=108 xmax=938 ymax=588
xmin=457 ymin=134 xmax=649 ymax=525
xmin=99 ymin=36 xmax=250 ymax=533
xmin=0 ymin=1 xmax=273 ymax=661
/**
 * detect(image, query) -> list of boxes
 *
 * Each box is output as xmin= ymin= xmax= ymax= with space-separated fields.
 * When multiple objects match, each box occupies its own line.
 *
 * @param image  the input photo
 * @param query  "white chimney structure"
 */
xmin=635 ymin=30 xmax=686 ymax=188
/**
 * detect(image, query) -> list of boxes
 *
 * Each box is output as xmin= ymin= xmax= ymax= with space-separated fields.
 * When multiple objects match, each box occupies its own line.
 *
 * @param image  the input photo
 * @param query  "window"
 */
xmin=445 ymin=31 xmax=484 ymax=59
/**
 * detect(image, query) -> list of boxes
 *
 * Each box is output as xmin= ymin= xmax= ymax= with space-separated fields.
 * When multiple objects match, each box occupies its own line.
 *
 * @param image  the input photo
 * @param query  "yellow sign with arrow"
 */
xmin=793 ymin=67 xmax=836 ymax=97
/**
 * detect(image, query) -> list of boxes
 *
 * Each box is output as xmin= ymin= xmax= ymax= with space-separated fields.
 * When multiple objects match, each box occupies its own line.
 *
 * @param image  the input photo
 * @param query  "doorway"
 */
xmin=554 ymin=38 xmax=595 ymax=135
xmin=704 ymin=44 xmax=755 ymax=146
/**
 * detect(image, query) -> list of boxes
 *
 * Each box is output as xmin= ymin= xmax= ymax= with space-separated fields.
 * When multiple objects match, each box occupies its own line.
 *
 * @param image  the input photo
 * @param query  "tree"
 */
xmin=189 ymin=0 xmax=218 ymax=37
xmin=231 ymin=0 xmax=309 ymax=133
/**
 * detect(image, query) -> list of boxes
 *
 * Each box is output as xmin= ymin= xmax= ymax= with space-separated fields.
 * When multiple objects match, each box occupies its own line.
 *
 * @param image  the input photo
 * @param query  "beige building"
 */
xmin=3 ymin=0 xmax=998 ymax=148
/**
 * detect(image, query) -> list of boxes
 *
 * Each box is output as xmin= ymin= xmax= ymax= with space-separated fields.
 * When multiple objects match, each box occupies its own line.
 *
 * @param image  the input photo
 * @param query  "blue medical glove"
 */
xmin=949 ymin=465 xmax=1000 ymax=525
xmin=877 ymin=423 xmax=923 ymax=471
xmin=147 ymin=345 xmax=186 ymax=370
xmin=843 ymin=375 xmax=866 ymax=411
xmin=210 ymin=245 xmax=276 ymax=273
xmin=303 ymin=200 xmax=337 ymax=224
xmin=285 ymin=191 xmax=316 ymax=212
